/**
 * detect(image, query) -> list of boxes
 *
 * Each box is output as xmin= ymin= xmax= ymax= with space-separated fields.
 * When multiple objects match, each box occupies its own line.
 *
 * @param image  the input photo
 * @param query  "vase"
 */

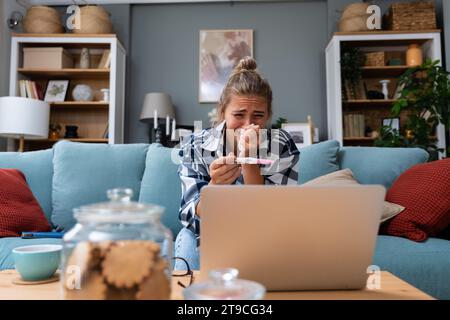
xmin=406 ymin=44 xmax=423 ymax=67
xmin=80 ymin=48 xmax=90 ymax=69
xmin=379 ymin=80 xmax=390 ymax=100
xmin=64 ymin=125 xmax=79 ymax=139
xmin=72 ymin=84 xmax=94 ymax=101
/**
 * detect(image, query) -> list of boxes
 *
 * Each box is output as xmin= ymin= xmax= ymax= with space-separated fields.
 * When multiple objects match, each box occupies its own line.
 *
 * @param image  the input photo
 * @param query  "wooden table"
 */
xmin=0 ymin=270 xmax=433 ymax=300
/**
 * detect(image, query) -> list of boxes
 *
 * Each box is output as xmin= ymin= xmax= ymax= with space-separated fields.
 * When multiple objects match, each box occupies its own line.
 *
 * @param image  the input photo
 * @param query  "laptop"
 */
xmin=199 ymin=185 xmax=385 ymax=291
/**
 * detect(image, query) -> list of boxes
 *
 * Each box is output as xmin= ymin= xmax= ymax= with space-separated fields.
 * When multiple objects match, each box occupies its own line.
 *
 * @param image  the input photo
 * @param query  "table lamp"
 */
xmin=0 ymin=97 xmax=50 ymax=152
xmin=140 ymin=92 xmax=175 ymax=144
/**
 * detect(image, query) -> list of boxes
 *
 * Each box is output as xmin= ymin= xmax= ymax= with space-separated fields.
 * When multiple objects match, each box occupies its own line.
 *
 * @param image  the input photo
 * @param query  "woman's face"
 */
xmin=223 ymin=94 xmax=269 ymax=130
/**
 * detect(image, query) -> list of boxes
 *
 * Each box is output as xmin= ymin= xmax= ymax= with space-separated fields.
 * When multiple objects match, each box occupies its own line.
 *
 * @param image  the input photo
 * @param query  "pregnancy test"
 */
xmin=236 ymin=157 xmax=274 ymax=165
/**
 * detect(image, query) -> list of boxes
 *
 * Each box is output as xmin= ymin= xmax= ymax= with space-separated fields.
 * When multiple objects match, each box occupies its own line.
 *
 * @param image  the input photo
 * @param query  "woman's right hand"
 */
xmin=209 ymin=153 xmax=242 ymax=185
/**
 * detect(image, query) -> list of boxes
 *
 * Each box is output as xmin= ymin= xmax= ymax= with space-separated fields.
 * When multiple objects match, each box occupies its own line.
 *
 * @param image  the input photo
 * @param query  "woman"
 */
xmin=175 ymin=57 xmax=300 ymax=270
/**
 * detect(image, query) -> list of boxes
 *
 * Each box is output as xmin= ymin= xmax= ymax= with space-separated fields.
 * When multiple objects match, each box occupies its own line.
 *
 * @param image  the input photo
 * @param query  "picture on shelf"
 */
xmin=44 ymin=80 xmax=69 ymax=102
xmin=281 ymin=123 xmax=313 ymax=150
xmin=382 ymin=117 xmax=400 ymax=131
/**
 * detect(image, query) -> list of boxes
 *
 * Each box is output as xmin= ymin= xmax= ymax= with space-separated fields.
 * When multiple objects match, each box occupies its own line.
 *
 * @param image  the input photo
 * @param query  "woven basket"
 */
xmin=23 ymin=6 xmax=63 ymax=34
xmin=384 ymin=1 xmax=436 ymax=31
xmin=73 ymin=5 xmax=113 ymax=34
xmin=364 ymin=52 xmax=385 ymax=67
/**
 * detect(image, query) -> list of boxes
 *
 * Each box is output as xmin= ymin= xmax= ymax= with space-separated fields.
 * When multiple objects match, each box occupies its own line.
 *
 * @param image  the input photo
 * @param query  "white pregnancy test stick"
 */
xmin=236 ymin=157 xmax=274 ymax=165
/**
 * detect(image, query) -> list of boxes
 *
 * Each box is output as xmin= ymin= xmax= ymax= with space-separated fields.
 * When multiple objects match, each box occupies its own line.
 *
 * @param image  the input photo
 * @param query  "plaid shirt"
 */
xmin=177 ymin=121 xmax=300 ymax=244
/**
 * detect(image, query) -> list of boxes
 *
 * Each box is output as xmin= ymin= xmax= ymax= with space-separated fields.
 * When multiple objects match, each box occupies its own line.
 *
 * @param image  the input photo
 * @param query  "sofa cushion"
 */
xmin=139 ymin=144 xmax=182 ymax=237
xmin=0 ymin=169 xmax=51 ymax=237
xmin=373 ymin=235 xmax=450 ymax=300
xmin=52 ymin=141 xmax=149 ymax=231
xmin=381 ymin=159 xmax=450 ymax=242
xmin=0 ymin=237 xmax=62 ymax=270
xmin=298 ymin=140 xmax=340 ymax=184
xmin=302 ymin=169 xmax=404 ymax=223
xmin=338 ymin=147 xmax=428 ymax=189
xmin=0 ymin=149 xmax=53 ymax=221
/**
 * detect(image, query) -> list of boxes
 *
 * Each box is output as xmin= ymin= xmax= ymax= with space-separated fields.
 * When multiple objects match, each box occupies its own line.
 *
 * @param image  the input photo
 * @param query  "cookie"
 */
xmin=105 ymin=284 xmax=138 ymax=300
xmin=136 ymin=271 xmax=171 ymax=300
xmin=101 ymin=241 xmax=155 ymax=288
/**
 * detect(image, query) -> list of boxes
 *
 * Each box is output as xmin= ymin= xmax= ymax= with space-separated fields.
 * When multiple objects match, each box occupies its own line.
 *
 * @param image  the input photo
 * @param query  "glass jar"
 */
xmin=183 ymin=268 xmax=266 ymax=300
xmin=60 ymin=188 xmax=173 ymax=300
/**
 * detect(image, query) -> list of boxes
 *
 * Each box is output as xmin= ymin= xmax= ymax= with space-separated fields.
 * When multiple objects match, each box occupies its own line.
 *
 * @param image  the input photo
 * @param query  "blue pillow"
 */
xmin=0 ymin=149 xmax=53 ymax=221
xmin=51 ymin=141 xmax=149 ymax=231
xmin=298 ymin=140 xmax=340 ymax=184
xmin=139 ymin=144 xmax=182 ymax=237
xmin=338 ymin=147 xmax=429 ymax=189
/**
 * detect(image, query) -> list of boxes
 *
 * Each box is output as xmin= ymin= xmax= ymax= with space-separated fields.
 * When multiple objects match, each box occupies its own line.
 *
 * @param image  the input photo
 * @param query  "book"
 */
xmin=31 ymin=81 xmax=39 ymax=100
xmin=25 ymin=80 xmax=34 ymax=99
xmin=19 ymin=80 xmax=27 ymax=97
xmin=98 ymin=49 xmax=111 ymax=69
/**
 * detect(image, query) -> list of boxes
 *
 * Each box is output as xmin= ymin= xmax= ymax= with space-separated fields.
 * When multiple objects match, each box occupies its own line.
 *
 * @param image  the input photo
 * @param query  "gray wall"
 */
xmin=128 ymin=1 xmax=328 ymax=143
xmin=0 ymin=0 xmax=26 ymax=151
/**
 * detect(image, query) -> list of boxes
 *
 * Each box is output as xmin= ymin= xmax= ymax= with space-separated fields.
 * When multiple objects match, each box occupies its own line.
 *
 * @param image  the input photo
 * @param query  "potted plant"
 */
xmin=49 ymin=123 xmax=62 ymax=140
xmin=340 ymin=46 xmax=365 ymax=101
xmin=375 ymin=59 xmax=450 ymax=159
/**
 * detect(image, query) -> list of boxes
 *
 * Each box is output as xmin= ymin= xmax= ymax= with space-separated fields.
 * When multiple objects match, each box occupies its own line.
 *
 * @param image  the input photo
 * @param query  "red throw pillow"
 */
xmin=380 ymin=158 xmax=450 ymax=242
xmin=0 ymin=169 xmax=51 ymax=237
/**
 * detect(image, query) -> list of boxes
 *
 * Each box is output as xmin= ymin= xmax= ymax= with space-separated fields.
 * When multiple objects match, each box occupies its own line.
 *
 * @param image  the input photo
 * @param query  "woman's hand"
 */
xmin=238 ymin=124 xmax=260 ymax=158
xmin=209 ymin=153 xmax=241 ymax=185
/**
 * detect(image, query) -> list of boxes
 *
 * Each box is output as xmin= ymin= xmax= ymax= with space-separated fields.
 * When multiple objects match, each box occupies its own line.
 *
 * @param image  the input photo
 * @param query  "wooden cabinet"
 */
xmin=8 ymin=33 xmax=126 ymax=151
xmin=326 ymin=30 xmax=445 ymax=154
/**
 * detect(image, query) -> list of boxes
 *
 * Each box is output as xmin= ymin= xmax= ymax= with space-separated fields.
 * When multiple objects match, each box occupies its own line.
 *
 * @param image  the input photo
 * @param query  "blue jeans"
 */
xmin=174 ymin=228 xmax=200 ymax=271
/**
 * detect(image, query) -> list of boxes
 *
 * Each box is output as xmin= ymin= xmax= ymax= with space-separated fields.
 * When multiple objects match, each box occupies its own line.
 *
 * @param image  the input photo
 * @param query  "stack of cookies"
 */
xmin=63 ymin=240 xmax=171 ymax=300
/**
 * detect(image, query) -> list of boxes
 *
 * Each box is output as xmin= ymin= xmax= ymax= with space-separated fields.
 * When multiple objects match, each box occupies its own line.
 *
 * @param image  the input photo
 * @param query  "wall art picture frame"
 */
xmin=44 ymin=80 xmax=69 ymax=103
xmin=199 ymin=29 xmax=253 ymax=103
xmin=281 ymin=122 xmax=313 ymax=150
xmin=382 ymin=117 xmax=400 ymax=131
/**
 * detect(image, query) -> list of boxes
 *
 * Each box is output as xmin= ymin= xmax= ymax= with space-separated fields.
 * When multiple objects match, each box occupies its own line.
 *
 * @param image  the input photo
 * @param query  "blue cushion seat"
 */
xmin=373 ymin=235 xmax=450 ymax=300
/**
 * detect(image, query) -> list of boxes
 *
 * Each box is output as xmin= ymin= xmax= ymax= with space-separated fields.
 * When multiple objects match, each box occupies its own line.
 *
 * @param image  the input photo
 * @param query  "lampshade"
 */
xmin=140 ymin=92 xmax=175 ymax=121
xmin=0 ymin=96 xmax=50 ymax=139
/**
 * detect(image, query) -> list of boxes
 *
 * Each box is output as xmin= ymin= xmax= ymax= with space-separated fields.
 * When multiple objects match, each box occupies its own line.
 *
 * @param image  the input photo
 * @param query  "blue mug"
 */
xmin=12 ymin=245 xmax=62 ymax=281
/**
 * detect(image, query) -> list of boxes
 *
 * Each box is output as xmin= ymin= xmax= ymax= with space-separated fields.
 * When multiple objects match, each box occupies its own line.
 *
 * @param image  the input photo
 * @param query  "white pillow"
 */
xmin=302 ymin=169 xmax=404 ymax=223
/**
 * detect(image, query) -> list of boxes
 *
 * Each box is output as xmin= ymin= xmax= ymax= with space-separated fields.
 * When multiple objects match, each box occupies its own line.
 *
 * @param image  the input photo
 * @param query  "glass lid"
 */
xmin=73 ymin=188 xmax=164 ymax=223
xmin=183 ymin=268 xmax=266 ymax=300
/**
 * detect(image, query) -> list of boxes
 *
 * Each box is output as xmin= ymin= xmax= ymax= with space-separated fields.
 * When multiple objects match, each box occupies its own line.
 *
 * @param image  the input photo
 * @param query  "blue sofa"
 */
xmin=1 ymin=140 xmax=449 ymax=299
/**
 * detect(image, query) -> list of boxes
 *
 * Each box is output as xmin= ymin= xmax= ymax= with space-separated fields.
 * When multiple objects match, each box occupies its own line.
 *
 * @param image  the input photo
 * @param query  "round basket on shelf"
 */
xmin=23 ymin=6 xmax=63 ymax=34
xmin=338 ymin=3 xmax=371 ymax=32
xmin=73 ymin=5 xmax=113 ymax=34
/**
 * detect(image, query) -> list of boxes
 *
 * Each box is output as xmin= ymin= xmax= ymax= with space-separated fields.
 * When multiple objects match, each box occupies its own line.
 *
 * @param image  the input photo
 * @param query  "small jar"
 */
xmin=406 ymin=44 xmax=423 ymax=67
xmin=183 ymin=268 xmax=266 ymax=300
xmin=61 ymin=188 xmax=173 ymax=300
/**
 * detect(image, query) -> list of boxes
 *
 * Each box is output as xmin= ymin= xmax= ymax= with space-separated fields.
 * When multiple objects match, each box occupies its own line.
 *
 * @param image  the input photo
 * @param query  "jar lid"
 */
xmin=183 ymin=268 xmax=266 ymax=300
xmin=74 ymin=188 xmax=164 ymax=223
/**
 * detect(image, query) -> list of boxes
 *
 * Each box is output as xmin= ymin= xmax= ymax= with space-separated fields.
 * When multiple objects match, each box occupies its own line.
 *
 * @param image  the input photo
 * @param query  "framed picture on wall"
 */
xmin=199 ymin=29 xmax=253 ymax=103
xmin=281 ymin=123 xmax=313 ymax=150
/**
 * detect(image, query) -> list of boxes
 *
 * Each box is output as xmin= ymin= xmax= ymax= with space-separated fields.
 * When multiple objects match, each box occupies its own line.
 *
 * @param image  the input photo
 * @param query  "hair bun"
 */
xmin=234 ymin=56 xmax=257 ymax=72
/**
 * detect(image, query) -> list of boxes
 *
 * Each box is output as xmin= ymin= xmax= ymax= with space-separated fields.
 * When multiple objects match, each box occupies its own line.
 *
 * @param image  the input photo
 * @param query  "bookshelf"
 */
xmin=326 ymin=30 xmax=446 ymax=152
xmin=8 ymin=34 xmax=126 ymax=151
